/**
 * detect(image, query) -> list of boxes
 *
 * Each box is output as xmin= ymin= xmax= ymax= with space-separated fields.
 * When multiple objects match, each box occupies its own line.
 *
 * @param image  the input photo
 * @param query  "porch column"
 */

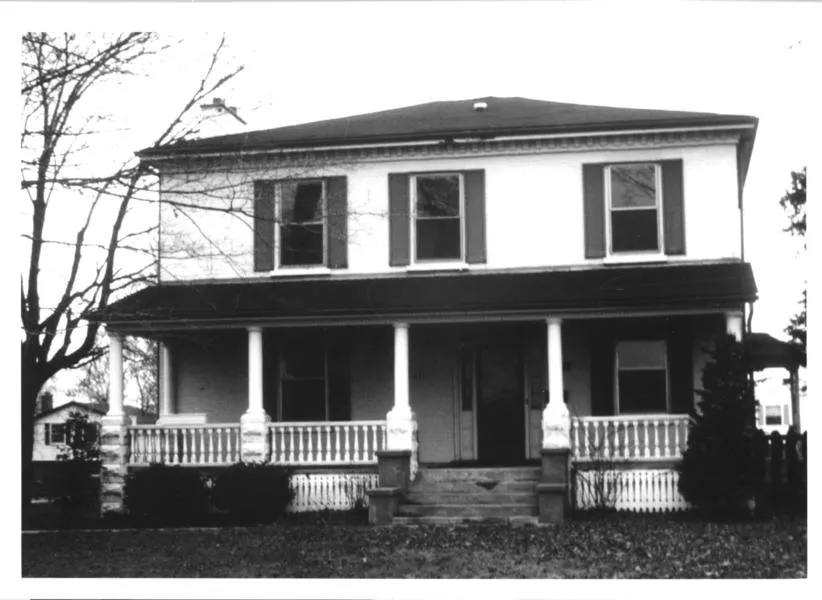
xmin=159 ymin=341 xmax=174 ymax=418
xmin=725 ymin=310 xmax=744 ymax=342
xmin=99 ymin=330 xmax=130 ymax=516
xmin=789 ymin=366 xmax=802 ymax=432
xmin=537 ymin=317 xmax=571 ymax=524
xmin=240 ymin=327 xmax=271 ymax=462
xmin=371 ymin=322 xmax=418 ymax=523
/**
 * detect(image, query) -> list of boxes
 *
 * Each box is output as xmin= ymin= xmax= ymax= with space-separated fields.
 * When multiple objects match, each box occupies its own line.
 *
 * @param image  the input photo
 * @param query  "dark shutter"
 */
xmin=667 ymin=316 xmax=694 ymax=414
xmin=661 ymin=160 xmax=685 ymax=255
xmin=463 ymin=170 xmax=487 ymax=264
xmin=589 ymin=323 xmax=615 ymax=416
xmin=45 ymin=424 xmax=50 ymax=445
xmin=388 ymin=173 xmax=411 ymax=266
xmin=328 ymin=336 xmax=351 ymax=421
xmin=583 ymin=164 xmax=606 ymax=258
xmin=253 ymin=181 xmax=276 ymax=272
xmin=326 ymin=176 xmax=348 ymax=268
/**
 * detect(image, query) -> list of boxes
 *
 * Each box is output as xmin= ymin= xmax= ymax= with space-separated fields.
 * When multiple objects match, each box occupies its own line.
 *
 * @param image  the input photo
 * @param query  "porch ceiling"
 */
xmin=93 ymin=262 xmax=756 ymax=332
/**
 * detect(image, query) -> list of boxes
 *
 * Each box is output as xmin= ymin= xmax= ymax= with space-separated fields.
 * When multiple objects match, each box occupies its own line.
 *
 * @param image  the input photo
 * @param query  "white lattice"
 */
xmin=288 ymin=472 xmax=379 ymax=513
xmin=574 ymin=468 xmax=690 ymax=513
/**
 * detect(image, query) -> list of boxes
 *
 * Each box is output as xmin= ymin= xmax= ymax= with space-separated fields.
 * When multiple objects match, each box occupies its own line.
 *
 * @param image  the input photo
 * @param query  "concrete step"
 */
xmin=410 ymin=479 xmax=538 ymax=494
xmin=405 ymin=491 xmax=537 ymax=506
xmin=397 ymin=503 xmax=538 ymax=518
xmin=392 ymin=515 xmax=542 ymax=526
xmin=417 ymin=467 xmax=540 ymax=483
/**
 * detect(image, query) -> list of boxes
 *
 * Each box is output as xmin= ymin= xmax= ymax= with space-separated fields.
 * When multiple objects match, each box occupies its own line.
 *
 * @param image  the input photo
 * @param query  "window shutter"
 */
xmin=667 ymin=316 xmax=694 ymax=414
xmin=45 ymin=424 xmax=50 ymax=445
xmin=388 ymin=173 xmax=411 ymax=266
xmin=463 ymin=170 xmax=487 ymax=264
xmin=590 ymin=324 xmax=615 ymax=416
xmin=253 ymin=181 xmax=276 ymax=272
xmin=583 ymin=164 xmax=607 ymax=259
xmin=326 ymin=176 xmax=348 ymax=269
xmin=661 ymin=160 xmax=685 ymax=255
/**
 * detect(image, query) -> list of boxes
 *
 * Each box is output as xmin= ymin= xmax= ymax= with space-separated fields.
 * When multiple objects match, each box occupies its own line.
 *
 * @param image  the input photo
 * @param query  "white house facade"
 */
xmin=93 ymin=97 xmax=759 ymax=522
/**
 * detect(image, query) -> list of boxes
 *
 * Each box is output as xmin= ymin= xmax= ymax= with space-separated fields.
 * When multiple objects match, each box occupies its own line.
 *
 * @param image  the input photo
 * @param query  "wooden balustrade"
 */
xmin=269 ymin=421 xmax=387 ymax=465
xmin=127 ymin=423 xmax=241 ymax=466
xmin=571 ymin=414 xmax=690 ymax=462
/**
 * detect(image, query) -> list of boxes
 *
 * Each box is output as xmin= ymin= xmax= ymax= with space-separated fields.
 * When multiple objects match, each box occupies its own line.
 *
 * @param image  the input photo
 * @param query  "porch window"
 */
xmin=615 ymin=340 xmax=669 ymax=414
xmin=607 ymin=163 xmax=662 ymax=254
xmin=279 ymin=180 xmax=325 ymax=267
xmin=412 ymin=174 xmax=463 ymax=261
xmin=281 ymin=342 xmax=327 ymax=421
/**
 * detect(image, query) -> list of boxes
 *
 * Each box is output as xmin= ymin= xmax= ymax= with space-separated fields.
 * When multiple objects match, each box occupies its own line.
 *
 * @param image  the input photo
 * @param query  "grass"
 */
xmin=22 ymin=512 xmax=806 ymax=578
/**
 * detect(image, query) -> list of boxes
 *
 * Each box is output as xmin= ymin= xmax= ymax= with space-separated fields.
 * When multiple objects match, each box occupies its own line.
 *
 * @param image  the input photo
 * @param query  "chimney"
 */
xmin=39 ymin=392 xmax=53 ymax=413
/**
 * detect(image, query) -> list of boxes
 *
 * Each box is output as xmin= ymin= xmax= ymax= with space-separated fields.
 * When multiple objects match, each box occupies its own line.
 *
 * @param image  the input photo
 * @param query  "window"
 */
xmin=279 ymin=180 xmax=325 ymax=267
xmin=607 ymin=163 xmax=662 ymax=254
xmin=765 ymin=406 xmax=783 ymax=426
xmin=412 ymin=173 xmax=463 ymax=261
xmin=281 ymin=340 xmax=328 ymax=421
xmin=46 ymin=423 xmax=66 ymax=445
xmin=616 ymin=340 xmax=669 ymax=413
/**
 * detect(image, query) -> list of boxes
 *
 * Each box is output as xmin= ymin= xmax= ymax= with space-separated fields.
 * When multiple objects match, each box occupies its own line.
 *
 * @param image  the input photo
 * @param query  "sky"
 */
xmin=3 ymin=1 xmax=819 ymax=596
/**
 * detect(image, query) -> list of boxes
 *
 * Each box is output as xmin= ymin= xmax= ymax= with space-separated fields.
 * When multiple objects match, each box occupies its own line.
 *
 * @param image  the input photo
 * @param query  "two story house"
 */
xmin=93 ymin=97 xmax=758 ymax=522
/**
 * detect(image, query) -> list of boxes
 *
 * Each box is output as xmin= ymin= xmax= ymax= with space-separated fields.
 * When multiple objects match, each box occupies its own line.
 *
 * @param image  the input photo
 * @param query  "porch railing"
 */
xmin=571 ymin=414 xmax=690 ymax=462
xmin=127 ymin=423 xmax=242 ymax=466
xmin=269 ymin=420 xmax=387 ymax=465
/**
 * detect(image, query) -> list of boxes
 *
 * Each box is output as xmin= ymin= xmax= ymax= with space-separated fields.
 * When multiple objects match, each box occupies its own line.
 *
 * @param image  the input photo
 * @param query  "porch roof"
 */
xmin=93 ymin=262 xmax=756 ymax=332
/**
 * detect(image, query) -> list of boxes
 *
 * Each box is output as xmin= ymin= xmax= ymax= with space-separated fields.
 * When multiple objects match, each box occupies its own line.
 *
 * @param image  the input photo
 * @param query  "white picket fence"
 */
xmin=574 ymin=468 xmax=690 ymax=512
xmin=270 ymin=421 xmax=387 ymax=465
xmin=128 ymin=423 xmax=241 ymax=465
xmin=288 ymin=472 xmax=379 ymax=512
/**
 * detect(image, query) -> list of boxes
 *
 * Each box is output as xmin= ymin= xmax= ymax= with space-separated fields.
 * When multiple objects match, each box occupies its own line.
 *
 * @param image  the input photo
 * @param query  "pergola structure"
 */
xmin=745 ymin=333 xmax=806 ymax=432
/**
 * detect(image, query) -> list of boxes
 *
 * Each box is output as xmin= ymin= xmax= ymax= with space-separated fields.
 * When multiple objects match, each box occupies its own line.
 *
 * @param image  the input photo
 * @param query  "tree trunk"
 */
xmin=21 ymin=348 xmax=45 ymax=509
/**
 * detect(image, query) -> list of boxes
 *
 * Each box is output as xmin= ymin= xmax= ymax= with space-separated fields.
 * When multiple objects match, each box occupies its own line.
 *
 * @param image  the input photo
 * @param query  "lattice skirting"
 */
xmin=573 ymin=468 xmax=691 ymax=513
xmin=289 ymin=472 xmax=379 ymax=513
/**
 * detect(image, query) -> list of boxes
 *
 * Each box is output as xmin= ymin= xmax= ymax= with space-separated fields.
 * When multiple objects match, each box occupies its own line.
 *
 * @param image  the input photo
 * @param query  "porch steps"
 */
xmin=393 ymin=515 xmax=541 ymax=526
xmin=396 ymin=466 xmax=540 ymax=522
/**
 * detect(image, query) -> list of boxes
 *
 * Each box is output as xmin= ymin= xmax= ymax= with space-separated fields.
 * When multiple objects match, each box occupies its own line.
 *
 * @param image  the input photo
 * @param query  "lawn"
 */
xmin=22 ymin=513 xmax=806 ymax=578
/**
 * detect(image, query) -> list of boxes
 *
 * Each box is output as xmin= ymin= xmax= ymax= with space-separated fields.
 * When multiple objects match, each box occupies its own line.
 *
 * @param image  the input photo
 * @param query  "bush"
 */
xmin=678 ymin=335 xmax=762 ymax=518
xmin=212 ymin=463 xmax=294 ymax=524
xmin=125 ymin=464 xmax=209 ymax=527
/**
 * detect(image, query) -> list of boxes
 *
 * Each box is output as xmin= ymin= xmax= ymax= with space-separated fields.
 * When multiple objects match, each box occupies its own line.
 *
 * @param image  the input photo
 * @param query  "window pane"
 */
xmin=416 ymin=218 xmax=461 ymax=260
xmin=611 ymin=209 xmax=658 ymax=252
xmin=281 ymin=223 xmax=324 ymax=266
xmin=282 ymin=181 xmax=323 ymax=223
xmin=282 ymin=380 xmax=326 ymax=421
xmin=617 ymin=341 xmax=666 ymax=369
xmin=619 ymin=370 xmax=667 ymax=413
xmin=765 ymin=406 xmax=782 ymax=425
xmin=51 ymin=424 xmax=66 ymax=444
xmin=417 ymin=176 xmax=460 ymax=217
xmin=611 ymin=164 xmax=656 ymax=208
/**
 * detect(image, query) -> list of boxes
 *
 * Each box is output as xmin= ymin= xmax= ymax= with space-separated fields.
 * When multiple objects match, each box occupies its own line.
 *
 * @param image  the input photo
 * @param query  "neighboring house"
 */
xmin=33 ymin=401 xmax=105 ymax=462
xmin=93 ymin=97 xmax=758 ymax=521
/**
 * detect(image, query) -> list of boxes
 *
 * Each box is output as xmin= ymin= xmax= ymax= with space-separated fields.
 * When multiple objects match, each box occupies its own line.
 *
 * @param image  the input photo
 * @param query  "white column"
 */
xmin=159 ymin=341 xmax=174 ymax=417
xmin=108 ymin=331 xmax=124 ymax=416
xmin=246 ymin=326 xmax=265 ymax=416
xmin=542 ymin=317 xmax=570 ymax=449
xmin=386 ymin=323 xmax=417 ymax=470
xmin=725 ymin=310 xmax=744 ymax=342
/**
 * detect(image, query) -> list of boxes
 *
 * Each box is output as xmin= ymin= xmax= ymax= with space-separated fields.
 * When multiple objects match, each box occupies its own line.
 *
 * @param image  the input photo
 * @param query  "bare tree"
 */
xmin=20 ymin=32 xmax=242 ymax=505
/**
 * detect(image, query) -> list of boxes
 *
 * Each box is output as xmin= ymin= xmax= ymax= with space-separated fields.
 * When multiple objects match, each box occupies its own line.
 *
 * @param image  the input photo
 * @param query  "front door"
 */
xmin=476 ymin=343 xmax=525 ymax=465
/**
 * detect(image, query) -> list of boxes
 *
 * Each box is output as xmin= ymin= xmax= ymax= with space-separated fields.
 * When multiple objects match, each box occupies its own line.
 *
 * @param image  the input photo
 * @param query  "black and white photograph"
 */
xmin=6 ymin=0 xmax=814 ymax=594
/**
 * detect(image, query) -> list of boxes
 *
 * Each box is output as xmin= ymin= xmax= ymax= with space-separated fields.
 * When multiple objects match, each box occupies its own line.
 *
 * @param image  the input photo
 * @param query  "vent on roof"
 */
xmin=473 ymin=101 xmax=488 ymax=112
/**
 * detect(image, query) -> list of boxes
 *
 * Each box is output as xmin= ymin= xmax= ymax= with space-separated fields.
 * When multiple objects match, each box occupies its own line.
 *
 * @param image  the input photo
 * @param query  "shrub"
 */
xmin=55 ymin=411 xmax=101 ymax=526
xmin=678 ymin=335 xmax=762 ymax=518
xmin=212 ymin=463 xmax=294 ymax=524
xmin=124 ymin=464 xmax=209 ymax=527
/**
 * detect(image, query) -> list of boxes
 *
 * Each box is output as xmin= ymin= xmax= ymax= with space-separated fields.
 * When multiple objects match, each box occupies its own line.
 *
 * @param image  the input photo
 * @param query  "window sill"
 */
xmin=601 ymin=254 xmax=668 ymax=265
xmin=258 ymin=267 xmax=333 ymax=277
xmin=406 ymin=262 xmax=470 ymax=272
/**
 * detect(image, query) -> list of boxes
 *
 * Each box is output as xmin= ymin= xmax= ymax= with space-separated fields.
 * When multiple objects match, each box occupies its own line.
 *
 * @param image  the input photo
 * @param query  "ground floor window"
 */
xmin=615 ymin=340 xmax=669 ymax=414
xmin=45 ymin=423 xmax=66 ymax=445
xmin=764 ymin=405 xmax=783 ymax=426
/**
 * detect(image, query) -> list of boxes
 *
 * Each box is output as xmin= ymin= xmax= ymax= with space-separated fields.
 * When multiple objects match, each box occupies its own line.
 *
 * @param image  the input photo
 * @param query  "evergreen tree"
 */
xmin=678 ymin=335 xmax=762 ymax=516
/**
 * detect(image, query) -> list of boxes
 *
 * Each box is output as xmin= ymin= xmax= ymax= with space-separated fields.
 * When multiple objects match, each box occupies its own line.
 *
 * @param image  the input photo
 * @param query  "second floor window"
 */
xmin=413 ymin=174 xmax=463 ymax=261
xmin=607 ymin=163 xmax=662 ymax=254
xmin=280 ymin=180 xmax=325 ymax=267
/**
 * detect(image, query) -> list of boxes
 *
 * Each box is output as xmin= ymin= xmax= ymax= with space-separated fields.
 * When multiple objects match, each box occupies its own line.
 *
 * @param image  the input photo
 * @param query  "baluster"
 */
xmin=604 ymin=422 xmax=612 ymax=459
xmin=673 ymin=420 xmax=681 ymax=456
xmin=322 ymin=425 xmax=329 ymax=462
xmin=650 ymin=420 xmax=659 ymax=458
xmin=592 ymin=421 xmax=600 ymax=459
xmin=353 ymin=424 xmax=361 ymax=462
xmin=630 ymin=420 xmax=638 ymax=459
xmin=662 ymin=420 xmax=670 ymax=458
xmin=182 ymin=427 xmax=189 ymax=464
xmin=335 ymin=424 xmax=342 ymax=463
xmin=286 ymin=426 xmax=293 ymax=463
xmin=164 ymin=429 xmax=171 ymax=463
xmin=369 ymin=424 xmax=376 ymax=462
xmin=296 ymin=426 xmax=303 ymax=463
xmin=342 ymin=426 xmax=350 ymax=462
